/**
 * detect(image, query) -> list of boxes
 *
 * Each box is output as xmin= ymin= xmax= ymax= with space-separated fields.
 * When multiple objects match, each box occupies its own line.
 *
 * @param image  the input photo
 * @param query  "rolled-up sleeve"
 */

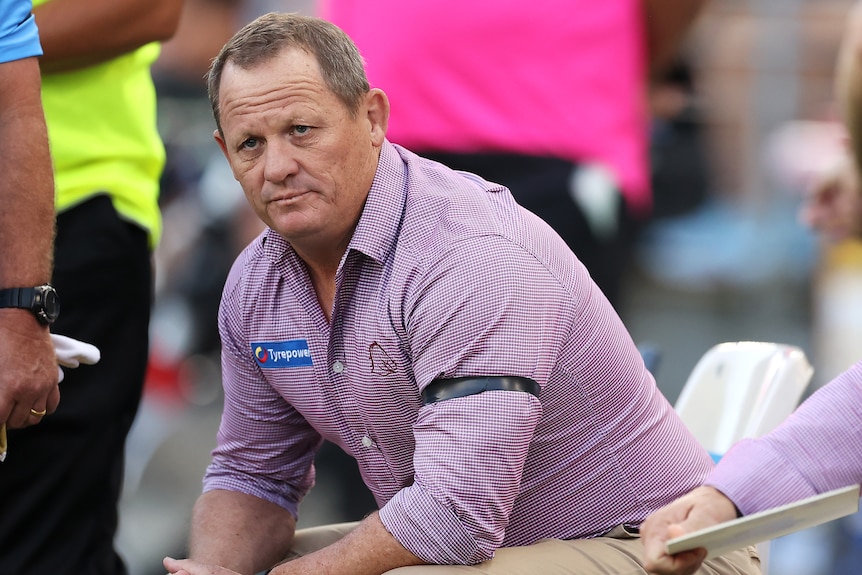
xmin=378 ymin=391 xmax=542 ymax=564
xmin=378 ymin=235 xmax=564 ymax=563
xmin=204 ymin=271 xmax=322 ymax=518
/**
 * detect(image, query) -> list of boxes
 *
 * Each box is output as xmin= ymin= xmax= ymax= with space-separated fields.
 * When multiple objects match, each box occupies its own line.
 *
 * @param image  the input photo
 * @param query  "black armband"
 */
xmin=421 ymin=376 xmax=540 ymax=405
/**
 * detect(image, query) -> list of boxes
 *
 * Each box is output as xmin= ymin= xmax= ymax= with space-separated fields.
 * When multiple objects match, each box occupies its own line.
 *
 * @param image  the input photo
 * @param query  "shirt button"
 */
xmin=361 ymin=435 xmax=374 ymax=448
xmin=332 ymin=360 xmax=344 ymax=373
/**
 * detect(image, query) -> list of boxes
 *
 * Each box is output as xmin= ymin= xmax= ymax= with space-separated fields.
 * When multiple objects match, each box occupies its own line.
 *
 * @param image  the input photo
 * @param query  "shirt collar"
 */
xmin=347 ymin=140 xmax=409 ymax=265
xmin=257 ymin=140 xmax=409 ymax=266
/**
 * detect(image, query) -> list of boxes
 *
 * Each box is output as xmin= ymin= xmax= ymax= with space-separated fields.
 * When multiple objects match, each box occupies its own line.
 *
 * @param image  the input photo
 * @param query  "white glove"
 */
xmin=51 ymin=333 xmax=101 ymax=383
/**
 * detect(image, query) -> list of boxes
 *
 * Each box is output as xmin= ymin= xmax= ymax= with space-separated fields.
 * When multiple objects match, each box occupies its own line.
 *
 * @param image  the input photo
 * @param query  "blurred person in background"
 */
xmin=0 ymin=2 xmax=60 ymax=433
xmin=798 ymin=0 xmax=862 ymax=243
xmin=320 ymin=0 xmax=707 ymax=311
xmin=641 ymin=3 xmax=862 ymax=573
xmin=0 ymin=1 xmax=182 ymax=574
xmin=164 ymin=13 xmax=758 ymax=575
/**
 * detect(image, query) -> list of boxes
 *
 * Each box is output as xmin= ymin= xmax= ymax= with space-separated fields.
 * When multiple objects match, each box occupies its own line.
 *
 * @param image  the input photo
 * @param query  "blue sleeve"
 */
xmin=0 ymin=0 xmax=42 ymax=64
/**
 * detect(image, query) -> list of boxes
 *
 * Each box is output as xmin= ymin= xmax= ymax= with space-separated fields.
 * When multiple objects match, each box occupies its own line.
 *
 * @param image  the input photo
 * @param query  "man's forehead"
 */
xmin=224 ymin=46 xmax=319 ymax=79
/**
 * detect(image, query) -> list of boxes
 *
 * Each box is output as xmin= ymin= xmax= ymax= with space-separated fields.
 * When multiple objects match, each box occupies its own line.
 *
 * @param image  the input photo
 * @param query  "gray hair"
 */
xmin=206 ymin=12 xmax=370 ymax=135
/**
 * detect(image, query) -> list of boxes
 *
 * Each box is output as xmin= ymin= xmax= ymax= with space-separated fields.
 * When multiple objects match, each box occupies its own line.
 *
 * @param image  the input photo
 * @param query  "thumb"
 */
xmin=667 ymin=523 xmax=688 ymax=539
xmin=163 ymin=556 xmax=188 ymax=574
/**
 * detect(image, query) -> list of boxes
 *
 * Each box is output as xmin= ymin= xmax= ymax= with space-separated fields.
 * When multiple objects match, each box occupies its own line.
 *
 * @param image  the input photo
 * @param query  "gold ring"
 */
xmin=30 ymin=408 xmax=47 ymax=417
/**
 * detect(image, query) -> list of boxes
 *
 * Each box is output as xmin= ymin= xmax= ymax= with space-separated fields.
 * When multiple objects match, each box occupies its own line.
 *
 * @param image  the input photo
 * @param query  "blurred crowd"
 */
xmin=109 ymin=1 xmax=862 ymax=574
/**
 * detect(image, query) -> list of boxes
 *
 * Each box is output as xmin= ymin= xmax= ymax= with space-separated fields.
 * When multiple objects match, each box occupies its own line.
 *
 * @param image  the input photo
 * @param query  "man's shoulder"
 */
xmin=223 ymin=229 xmax=279 ymax=297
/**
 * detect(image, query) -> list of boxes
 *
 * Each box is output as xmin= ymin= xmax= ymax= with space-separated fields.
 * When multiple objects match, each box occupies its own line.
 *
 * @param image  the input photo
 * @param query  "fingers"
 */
xmin=0 ymin=315 xmax=60 ymax=429
xmin=7 ymin=401 xmax=46 ymax=429
xmin=163 ymin=557 xmax=195 ymax=575
xmin=645 ymin=547 xmax=708 ymax=575
xmin=163 ymin=557 xmax=238 ymax=575
xmin=642 ymin=521 xmax=708 ymax=575
xmin=46 ymin=383 xmax=60 ymax=415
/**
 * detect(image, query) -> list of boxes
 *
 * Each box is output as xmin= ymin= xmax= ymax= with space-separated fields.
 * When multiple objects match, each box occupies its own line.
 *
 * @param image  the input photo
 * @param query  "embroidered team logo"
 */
xmin=251 ymin=339 xmax=313 ymax=369
xmin=368 ymin=342 xmax=396 ymax=376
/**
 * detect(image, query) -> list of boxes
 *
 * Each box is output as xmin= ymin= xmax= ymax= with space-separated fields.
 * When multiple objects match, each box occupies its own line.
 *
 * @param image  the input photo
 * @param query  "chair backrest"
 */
xmin=674 ymin=341 xmax=813 ymax=459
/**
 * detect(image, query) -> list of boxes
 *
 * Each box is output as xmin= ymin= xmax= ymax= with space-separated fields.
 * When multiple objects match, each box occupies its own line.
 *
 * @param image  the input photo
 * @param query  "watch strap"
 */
xmin=0 ymin=287 xmax=36 ymax=309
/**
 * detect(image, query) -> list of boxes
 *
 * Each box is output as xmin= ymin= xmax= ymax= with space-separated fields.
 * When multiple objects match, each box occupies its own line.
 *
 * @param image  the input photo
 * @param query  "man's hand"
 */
xmin=640 ymin=486 xmax=739 ymax=575
xmin=164 ymin=557 xmax=240 ymax=575
xmin=0 ymin=311 xmax=60 ymax=429
xmin=799 ymin=152 xmax=862 ymax=242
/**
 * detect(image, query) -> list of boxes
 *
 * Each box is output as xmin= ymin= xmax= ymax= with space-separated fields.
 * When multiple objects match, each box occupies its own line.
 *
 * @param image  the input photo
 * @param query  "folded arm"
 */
xmin=168 ymin=492 xmax=424 ymax=575
xmin=33 ymin=0 xmax=182 ymax=72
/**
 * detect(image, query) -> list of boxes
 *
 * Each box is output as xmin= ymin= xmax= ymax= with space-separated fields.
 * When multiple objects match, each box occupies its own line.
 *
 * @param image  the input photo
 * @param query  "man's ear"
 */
xmin=365 ymin=88 xmax=390 ymax=146
xmin=214 ymin=129 xmax=229 ymax=159
xmin=213 ymin=129 xmax=242 ymax=183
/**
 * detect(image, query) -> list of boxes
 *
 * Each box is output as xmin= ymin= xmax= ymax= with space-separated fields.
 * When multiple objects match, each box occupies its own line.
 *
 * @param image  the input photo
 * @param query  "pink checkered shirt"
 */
xmin=205 ymin=141 xmax=713 ymax=564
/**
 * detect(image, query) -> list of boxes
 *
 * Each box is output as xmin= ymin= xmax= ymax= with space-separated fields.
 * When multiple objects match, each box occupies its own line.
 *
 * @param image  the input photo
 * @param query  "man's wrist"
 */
xmin=0 ymin=307 xmax=51 ymax=331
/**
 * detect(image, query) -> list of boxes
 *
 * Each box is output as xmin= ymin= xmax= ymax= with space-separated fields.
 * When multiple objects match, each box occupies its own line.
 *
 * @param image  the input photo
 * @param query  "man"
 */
xmin=164 ymin=13 xmax=759 ymax=575
xmin=641 ymin=3 xmax=862 ymax=574
xmin=0 ymin=1 xmax=181 ymax=574
xmin=0 ymin=1 xmax=59 ymax=432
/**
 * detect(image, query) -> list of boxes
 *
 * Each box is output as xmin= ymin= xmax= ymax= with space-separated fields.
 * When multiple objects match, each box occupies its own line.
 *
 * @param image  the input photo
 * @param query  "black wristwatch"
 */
xmin=0 ymin=284 xmax=60 ymax=325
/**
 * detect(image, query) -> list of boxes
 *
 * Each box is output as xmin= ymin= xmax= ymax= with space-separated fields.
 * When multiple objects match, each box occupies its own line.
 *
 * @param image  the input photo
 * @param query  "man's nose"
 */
xmin=263 ymin=138 xmax=299 ymax=183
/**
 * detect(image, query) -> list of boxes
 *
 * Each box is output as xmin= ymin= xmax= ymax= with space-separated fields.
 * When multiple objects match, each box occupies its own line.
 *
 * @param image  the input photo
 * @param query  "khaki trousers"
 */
xmin=283 ymin=522 xmax=761 ymax=575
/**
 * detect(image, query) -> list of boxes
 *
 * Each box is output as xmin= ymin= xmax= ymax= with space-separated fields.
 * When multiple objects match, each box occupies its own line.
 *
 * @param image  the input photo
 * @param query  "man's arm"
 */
xmin=166 ymin=492 xmax=424 ymax=575
xmin=33 ymin=0 xmax=182 ymax=73
xmin=266 ymin=512 xmax=424 ymax=575
xmin=0 ymin=55 xmax=60 ymax=429
xmin=181 ymin=490 xmax=298 ymax=575
xmin=643 ymin=0 xmax=709 ymax=78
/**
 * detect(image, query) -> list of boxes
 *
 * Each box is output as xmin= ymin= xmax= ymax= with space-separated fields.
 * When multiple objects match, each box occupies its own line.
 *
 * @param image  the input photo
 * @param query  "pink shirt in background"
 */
xmin=319 ymin=0 xmax=652 ymax=215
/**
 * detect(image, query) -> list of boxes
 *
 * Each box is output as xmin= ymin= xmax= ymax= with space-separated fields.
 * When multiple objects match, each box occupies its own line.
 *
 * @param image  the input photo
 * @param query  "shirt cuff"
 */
xmin=378 ymin=484 xmax=491 ymax=565
xmin=705 ymin=438 xmax=818 ymax=515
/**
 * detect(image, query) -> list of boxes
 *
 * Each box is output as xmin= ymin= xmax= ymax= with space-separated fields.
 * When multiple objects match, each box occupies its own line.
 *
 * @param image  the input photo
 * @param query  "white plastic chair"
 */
xmin=673 ymin=341 xmax=814 ymax=571
xmin=674 ymin=341 xmax=813 ymax=460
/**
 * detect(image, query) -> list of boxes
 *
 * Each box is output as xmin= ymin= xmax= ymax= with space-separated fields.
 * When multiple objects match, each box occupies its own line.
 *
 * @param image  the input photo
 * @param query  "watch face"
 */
xmin=36 ymin=285 xmax=60 ymax=324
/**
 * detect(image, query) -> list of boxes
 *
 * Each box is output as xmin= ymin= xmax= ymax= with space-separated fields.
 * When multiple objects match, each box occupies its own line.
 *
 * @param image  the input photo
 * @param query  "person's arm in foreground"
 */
xmin=643 ymin=0 xmax=709 ymax=78
xmin=164 ymin=490 xmax=425 ymax=575
xmin=33 ymin=0 xmax=181 ymax=73
xmin=641 ymin=362 xmax=862 ymax=575
xmin=0 ymin=54 xmax=60 ymax=428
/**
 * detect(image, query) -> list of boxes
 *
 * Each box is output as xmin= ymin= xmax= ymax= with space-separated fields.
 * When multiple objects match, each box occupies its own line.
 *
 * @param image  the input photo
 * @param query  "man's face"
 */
xmin=214 ymin=47 xmax=386 ymax=249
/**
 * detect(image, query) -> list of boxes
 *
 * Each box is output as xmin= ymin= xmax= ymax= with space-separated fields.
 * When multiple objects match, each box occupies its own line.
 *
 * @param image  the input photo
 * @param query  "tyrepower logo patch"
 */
xmin=251 ymin=340 xmax=313 ymax=369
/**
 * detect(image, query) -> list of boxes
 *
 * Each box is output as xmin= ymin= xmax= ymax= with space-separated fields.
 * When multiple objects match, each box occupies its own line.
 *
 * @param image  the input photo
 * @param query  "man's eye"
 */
xmin=292 ymin=125 xmax=311 ymax=135
xmin=241 ymin=138 xmax=259 ymax=150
